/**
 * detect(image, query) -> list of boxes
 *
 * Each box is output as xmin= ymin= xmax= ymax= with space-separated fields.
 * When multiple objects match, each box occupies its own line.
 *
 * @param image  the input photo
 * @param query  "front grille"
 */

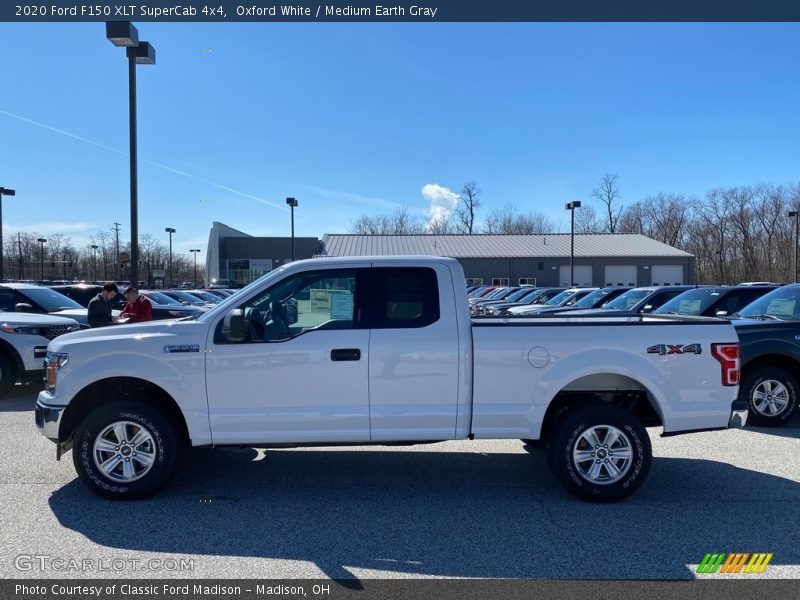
xmin=43 ymin=325 xmax=78 ymax=341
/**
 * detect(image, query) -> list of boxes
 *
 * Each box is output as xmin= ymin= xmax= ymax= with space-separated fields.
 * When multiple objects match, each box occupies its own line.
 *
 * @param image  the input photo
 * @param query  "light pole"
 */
xmin=565 ymin=201 xmax=581 ymax=286
xmin=190 ymin=249 xmax=200 ymax=287
xmin=106 ymin=22 xmax=156 ymax=288
xmin=90 ymin=244 xmax=99 ymax=281
xmin=0 ymin=187 xmax=16 ymax=282
xmin=37 ymin=238 xmax=47 ymax=281
xmin=790 ymin=210 xmax=799 ymax=283
xmin=286 ymin=197 xmax=298 ymax=262
xmin=165 ymin=227 xmax=175 ymax=287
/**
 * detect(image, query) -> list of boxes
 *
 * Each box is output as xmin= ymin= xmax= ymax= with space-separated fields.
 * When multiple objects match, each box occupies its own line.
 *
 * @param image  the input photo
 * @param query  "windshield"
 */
xmin=21 ymin=287 xmax=83 ymax=311
xmin=504 ymin=288 xmax=532 ymax=302
xmin=654 ymin=288 xmax=724 ymax=316
xmin=604 ymin=289 xmax=651 ymax=310
xmin=545 ymin=290 xmax=573 ymax=306
xmin=573 ymin=289 xmax=613 ymax=308
xmin=166 ymin=290 xmax=207 ymax=306
xmin=144 ymin=291 xmax=182 ymax=305
xmin=737 ymin=285 xmax=800 ymax=320
xmin=189 ymin=291 xmax=222 ymax=303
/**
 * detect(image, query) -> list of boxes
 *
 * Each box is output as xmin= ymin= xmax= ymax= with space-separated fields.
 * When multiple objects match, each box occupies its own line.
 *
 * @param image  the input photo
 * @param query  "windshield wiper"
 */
xmin=742 ymin=314 xmax=783 ymax=321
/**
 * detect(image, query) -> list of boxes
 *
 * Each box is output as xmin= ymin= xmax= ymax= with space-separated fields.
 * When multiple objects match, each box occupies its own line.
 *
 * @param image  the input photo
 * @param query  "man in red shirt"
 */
xmin=120 ymin=286 xmax=153 ymax=323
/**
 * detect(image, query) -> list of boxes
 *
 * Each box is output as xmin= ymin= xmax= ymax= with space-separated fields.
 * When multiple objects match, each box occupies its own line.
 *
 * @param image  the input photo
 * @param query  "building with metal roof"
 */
xmin=319 ymin=234 xmax=695 ymax=287
xmin=205 ymin=222 xmax=694 ymax=287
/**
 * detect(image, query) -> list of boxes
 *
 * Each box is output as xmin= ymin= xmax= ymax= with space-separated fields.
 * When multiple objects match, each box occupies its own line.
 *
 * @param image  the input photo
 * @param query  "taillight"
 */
xmin=711 ymin=343 xmax=740 ymax=386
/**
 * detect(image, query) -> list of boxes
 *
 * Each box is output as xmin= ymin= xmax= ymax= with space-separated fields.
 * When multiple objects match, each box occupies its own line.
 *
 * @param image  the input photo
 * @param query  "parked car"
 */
xmin=134 ymin=291 xmax=205 ymax=320
xmin=36 ymin=256 xmax=745 ymax=502
xmin=472 ymin=287 xmax=538 ymax=316
xmin=182 ymin=290 xmax=225 ymax=304
xmin=0 ymin=283 xmax=119 ymax=326
xmin=729 ymin=285 xmax=800 ymax=426
xmin=566 ymin=285 xmax=698 ymax=316
xmin=506 ymin=288 xmax=598 ymax=315
xmin=480 ymin=288 xmax=566 ymax=316
xmin=653 ymin=285 xmax=778 ymax=318
xmin=49 ymin=284 xmax=126 ymax=311
xmin=532 ymin=287 xmax=633 ymax=316
xmin=160 ymin=290 xmax=215 ymax=308
xmin=0 ymin=312 xmax=80 ymax=395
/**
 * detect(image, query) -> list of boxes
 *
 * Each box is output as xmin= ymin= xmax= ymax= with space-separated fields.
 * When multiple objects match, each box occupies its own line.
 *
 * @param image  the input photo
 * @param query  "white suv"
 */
xmin=0 ymin=312 xmax=81 ymax=395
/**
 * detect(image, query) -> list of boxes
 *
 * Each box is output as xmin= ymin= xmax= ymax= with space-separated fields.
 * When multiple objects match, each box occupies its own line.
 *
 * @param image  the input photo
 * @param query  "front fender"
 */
xmin=51 ymin=350 xmax=210 ymax=445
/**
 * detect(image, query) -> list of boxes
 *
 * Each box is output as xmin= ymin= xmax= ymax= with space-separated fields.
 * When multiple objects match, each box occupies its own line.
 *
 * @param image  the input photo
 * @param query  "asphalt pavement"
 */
xmin=1 ymin=383 xmax=798 ymax=580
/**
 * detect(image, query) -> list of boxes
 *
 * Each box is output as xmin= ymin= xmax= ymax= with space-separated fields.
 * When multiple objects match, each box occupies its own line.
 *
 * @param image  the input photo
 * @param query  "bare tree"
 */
xmin=427 ymin=215 xmax=454 ymax=234
xmin=573 ymin=204 xmax=604 ymax=233
xmin=591 ymin=174 xmax=623 ymax=233
xmin=349 ymin=205 xmax=424 ymax=235
xmin=454 ymin=181 xmax=481 ymax=234
xmin=483 ymin=203 xmax=555 ymax=234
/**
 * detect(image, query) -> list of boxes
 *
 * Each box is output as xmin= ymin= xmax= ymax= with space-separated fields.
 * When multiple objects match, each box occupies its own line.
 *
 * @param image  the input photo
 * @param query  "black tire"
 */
xmin=740 ymin=366 xmax=798 ymax=427
xmin=547 ymin=404 xmax=652 ymax=503
xmin=72 ymin=401 xmax=178 ymax=500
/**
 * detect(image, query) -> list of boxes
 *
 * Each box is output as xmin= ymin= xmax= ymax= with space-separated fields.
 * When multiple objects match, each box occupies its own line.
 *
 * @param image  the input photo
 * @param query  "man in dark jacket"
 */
xmin=87 ymin=282 xmax=118 ymax=328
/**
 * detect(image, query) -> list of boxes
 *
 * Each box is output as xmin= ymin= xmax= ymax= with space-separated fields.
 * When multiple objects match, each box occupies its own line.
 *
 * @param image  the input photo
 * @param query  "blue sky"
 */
xmin=1 ymin=22 xmax=799 ymax=262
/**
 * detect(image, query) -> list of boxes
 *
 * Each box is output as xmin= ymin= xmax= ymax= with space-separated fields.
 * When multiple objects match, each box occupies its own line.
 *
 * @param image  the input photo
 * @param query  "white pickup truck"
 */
xmin=35 ymin=256 xmax=746 ymax=502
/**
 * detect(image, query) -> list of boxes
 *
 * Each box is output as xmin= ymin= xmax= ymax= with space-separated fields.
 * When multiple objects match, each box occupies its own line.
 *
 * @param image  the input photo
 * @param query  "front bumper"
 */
xmin=728 ymin=399 xmax=748 ymax=428
xmin=35 ymin=394 xmax=65 ymax=442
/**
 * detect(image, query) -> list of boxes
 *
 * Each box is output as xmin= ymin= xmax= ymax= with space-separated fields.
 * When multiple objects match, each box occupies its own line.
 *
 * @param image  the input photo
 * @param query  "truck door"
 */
xmin=366 ymin=265 xmax=461 ymax=441
xmin=206 ymin=267 xmax=371 ymax=444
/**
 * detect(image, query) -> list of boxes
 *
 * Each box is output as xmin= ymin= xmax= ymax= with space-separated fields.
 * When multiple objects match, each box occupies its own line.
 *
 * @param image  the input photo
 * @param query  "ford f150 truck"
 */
xmin=35 ymin=256 xmax=745 ymax=502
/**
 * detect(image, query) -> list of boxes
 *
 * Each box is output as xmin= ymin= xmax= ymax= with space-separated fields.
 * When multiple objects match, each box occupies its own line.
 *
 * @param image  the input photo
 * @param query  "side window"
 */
xmin=0 ymin=291 xmax=15 ymax=311
xmin=648 ymin=290 xmax=682 ymax=310
xmin=369 ymin=268 xmax=440 ymax=329
xmin=220 ymin=268 xmax=360 ymax=343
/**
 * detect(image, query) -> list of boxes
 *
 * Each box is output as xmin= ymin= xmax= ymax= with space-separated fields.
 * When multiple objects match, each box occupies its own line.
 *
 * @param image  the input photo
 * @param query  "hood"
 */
xmin=0 ymin=312 xmax=81 ymax=326
xmin=731 ymin=318 xmax=800 ymax=332
xmin=51 ymin=319 xmax=201 ymax=346
xmin=51 ymin=308 xmax=122 ymax=318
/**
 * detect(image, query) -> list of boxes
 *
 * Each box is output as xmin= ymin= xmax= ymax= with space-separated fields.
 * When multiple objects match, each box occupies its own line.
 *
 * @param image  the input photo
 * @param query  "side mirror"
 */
xmin=14 ymin=303 xmax=34 ymax=313
xmin=641 ymin=305 xmax=653 ymax=313
xmin=222 ymin=309 xmax=247 ymax=343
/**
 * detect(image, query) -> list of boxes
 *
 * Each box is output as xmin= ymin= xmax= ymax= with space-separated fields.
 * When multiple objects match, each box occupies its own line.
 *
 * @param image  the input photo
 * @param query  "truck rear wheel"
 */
xmin=547 ymin=404 xmax=651 ymax=503
xmin=741 ymin=366 xmax=798 ymax=427
xmin=72 ymin=401 xmax=178 ymax=499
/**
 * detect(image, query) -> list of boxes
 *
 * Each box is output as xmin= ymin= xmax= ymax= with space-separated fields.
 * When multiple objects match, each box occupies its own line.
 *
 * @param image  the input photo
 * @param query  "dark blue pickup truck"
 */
xmin=732 ymin=285 xmax=800 ymax=426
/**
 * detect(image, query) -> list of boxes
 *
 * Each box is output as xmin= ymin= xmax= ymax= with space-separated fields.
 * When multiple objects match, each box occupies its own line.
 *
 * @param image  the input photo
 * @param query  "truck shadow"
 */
xmin=48 ymin=448 xmax=799 ymax=580
xmin=745 ymin=415 xmax=800 ymax=440
xmin=0 ymin=384 xmax=41 ymax=413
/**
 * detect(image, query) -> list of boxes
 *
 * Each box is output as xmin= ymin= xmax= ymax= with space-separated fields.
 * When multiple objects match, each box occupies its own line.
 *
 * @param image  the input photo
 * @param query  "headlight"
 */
xmin=44 ymin=352 xmax=69 ymax=393
xmin=1 ymin=324 xmax=42 ymax=335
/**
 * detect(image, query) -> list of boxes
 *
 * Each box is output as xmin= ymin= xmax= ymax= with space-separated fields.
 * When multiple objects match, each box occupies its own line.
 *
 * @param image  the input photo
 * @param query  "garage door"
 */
xmin=559 ymin=265 xmax=593 ymax=287
xmin=604 ymin=265 xmax=637 ymax=287
xmin=650 ymin=265 xmax=684 ymax=286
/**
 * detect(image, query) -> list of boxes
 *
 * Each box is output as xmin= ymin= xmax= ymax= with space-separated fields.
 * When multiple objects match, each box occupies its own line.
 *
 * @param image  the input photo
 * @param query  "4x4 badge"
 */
xmin=647 ymin=343 xmax=702 ymax=355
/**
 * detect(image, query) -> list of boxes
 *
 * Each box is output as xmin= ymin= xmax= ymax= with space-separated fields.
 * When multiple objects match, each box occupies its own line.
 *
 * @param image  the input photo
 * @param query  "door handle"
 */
xmin=331 ymin=348 xmax=361 ymax=361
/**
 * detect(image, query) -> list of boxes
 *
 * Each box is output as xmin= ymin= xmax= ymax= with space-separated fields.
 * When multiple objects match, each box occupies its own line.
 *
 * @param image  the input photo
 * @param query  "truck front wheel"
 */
xmin=72 ymin=401 xmax=178 ymax=499
xmin=547 ymin=404 xmax=652 ymax=503
xmin=740 ymin=366 xmax=798 ymax=427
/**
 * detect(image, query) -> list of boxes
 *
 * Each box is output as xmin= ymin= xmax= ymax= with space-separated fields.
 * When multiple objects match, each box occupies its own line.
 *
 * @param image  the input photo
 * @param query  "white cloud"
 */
xmin=421 ymin=184 xmax=459 ymax=228
xmin=8 ymin=221 xmax=99 ymax=235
